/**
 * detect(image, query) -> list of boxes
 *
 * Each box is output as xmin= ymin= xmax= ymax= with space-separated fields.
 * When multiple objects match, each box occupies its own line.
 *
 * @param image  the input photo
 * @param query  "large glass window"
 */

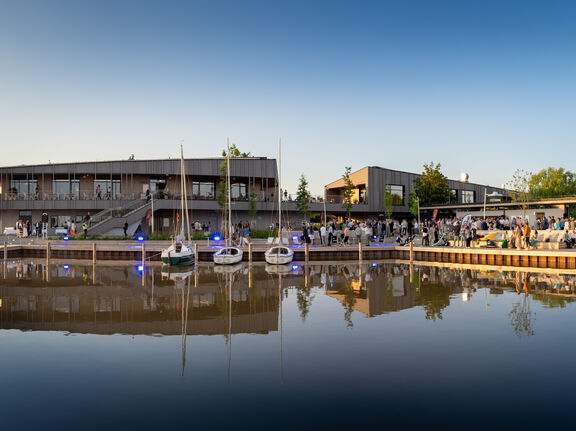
xmin=387 ymin=185 xmax=404 ymax=206
xmin=192 ymin=181 xmax=215 ymax=199
xmin=10 ymin=179 xmax=37 ymax=198
xmin=52 ymin=179 xmax=79 ymax=199
xmin=231 ymin=183 xmax=247 ymax=200
xmin=94 ymin=179 xmax=120 ymax=199
xmin=462 ymin=190 xmax=475 ymax=203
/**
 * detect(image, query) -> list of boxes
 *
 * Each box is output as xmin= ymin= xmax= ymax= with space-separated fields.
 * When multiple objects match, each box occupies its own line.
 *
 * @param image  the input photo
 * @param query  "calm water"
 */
xmin=2 ymin=260 xmax=576 ymax=430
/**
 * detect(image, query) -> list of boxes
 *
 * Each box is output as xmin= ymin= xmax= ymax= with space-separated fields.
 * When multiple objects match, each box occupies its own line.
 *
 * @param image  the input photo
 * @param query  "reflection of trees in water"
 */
xmin=296 ymin=284 xmax=315 ymax=323
xmin=508 ymin=295 xmax=535 ymax=338
xmin=418 ymin=284 xmax=451 ymax=321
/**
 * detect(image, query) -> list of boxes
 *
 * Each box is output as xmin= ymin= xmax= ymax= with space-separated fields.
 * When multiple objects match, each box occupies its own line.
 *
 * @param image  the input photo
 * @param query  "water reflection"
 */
xmin=1 ymin=261 xmax=576 ymax=340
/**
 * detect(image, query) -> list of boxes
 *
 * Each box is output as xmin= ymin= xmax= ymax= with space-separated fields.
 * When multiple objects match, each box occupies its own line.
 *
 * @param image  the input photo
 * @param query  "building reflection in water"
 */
xmin=1 ymin=261 xmax=576 ymax=339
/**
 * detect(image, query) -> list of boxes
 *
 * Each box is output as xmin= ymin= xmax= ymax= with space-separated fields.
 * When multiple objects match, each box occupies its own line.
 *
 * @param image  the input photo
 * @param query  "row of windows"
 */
xmin=385 ymin=186 xmax=477 ymax=206
xmin=8 ymin=179 xmax=249 ymax=200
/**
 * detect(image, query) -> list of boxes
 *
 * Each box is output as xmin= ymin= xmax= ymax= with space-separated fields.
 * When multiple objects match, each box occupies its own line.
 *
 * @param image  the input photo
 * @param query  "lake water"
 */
xmin=1 ymin=260 xmax=576 ymax=430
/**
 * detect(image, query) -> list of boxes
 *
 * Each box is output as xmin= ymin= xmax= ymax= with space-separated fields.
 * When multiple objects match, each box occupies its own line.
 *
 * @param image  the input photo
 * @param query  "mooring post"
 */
xmin=92 ymin=242 xmax=96 ymax=265
xmin=141 ymin=242 xmax=146 ymax=267
xmin=194 ymin=243 xmax=198 ymax=261
xmin=3 ymin=242 xmax=7 ymax=261
xmin=358 ymin=242 xmax=362 ymax=262
xmin=248 ymin=242 xmax=252 ymax=262
xmin=46 ymin=241 xmax=50 ymax=262
xmin=410 ymin=240 xmax=414 ymax=264
xmin=305 ymin=242 xmax=309 ymax=263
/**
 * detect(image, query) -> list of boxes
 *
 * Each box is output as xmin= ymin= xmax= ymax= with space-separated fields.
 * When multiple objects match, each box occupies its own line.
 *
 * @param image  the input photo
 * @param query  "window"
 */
xmin=10 ymin=179 xmax=37 ymax=198
xmin=450 ymin=189 xmax=458 ymax=203
xmin=231 ymin=183 xmax=247 ymax=200
xmin=462 ymin=190 xmax=475 ymax=203
xmin=387 ymin=185 xmax=404 ymax=206
xmin=94 ymin=179 xmax=120 ymax=199
xmin=52 ymin=179 xmax=79 ymax=199
xmin=192 ymin=181 xmax=215 ymax=199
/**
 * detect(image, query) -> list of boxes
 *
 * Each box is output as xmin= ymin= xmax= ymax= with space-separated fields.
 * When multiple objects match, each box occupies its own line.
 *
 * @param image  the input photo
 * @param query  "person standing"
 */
xmin=320 ymin=224 xmax=326 ymax=245
xmin=82 ymin=221 xmax=88 ymax=239
xmin=327 ymin=223 xmax=333 ymax=246
xmin=123 ymin=220 xmax=128 ymax=237
xmin=96 ymin=184 xmax=101 ymax=200
xmin=71 ymin=221 xmax=76 ymax=236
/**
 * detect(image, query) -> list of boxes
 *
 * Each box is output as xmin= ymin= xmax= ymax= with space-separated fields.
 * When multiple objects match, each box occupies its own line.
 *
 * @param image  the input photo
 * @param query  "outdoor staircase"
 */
xmin=88 ymin=200 xmax=152 ymax=236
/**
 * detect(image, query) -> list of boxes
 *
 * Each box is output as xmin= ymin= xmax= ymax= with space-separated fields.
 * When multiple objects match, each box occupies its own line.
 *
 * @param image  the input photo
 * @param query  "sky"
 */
xmin=1 ymin=0 xmax=576 ymax=195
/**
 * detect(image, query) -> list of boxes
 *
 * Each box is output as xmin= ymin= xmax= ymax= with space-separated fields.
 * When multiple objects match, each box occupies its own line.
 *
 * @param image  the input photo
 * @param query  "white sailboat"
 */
xmin=214 ymin=139 xmax=243 ymax=265
xmin=265 ymin=138 xmax=294 ymax=265
xmin=161 ymin=144 xmax=195 ymax=265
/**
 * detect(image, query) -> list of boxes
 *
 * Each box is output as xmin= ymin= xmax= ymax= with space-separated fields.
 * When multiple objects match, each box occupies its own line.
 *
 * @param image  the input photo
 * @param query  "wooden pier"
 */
xmin=2 ymin=241 xmax=576 ymax=270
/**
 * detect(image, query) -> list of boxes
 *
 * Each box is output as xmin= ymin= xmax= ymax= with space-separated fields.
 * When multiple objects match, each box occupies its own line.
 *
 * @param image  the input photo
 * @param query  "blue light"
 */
xmin=137 ymin=235 xmax=145 ymax=242
xmin=371 ymin=262 xmax=377 ymax=268
xmin=292 ymin=235 xmax=298 ymax=241
xmin=212 ymin=233 xmax=221 ymax=241
xmin=63 ymin=235 xmax=69 ymax=241
xmin=137 ymin=264 xmax=144 ymax=272
xmin=63 ymin=264 xmax=69 ymax=270
xmin=291 ymin=264 xmax=299 ymax=271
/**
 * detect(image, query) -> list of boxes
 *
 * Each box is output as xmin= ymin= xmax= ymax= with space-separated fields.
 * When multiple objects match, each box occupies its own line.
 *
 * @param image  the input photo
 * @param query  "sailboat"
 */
xmin=214 ymin=139 xmax=243 ymax=265
xmin=265 ymin=138 xmax=294 ymax=265
xmin=161 ymin=144 xmax=195 ymax=265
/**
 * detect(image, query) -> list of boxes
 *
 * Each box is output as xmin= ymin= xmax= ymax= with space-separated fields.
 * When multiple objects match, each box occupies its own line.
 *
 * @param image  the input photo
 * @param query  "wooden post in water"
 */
xmin=46 ymin=241 xmax=50 ymax=263
xmin=305 ymin=243 xmax=309 ymax=263
xmin=141 ymin=242 xmax=146 ymax=267
xmin=92 ymin=242 xmax=97 ymax=265
xmin=248 ymin=243 xmax=252 ymax=263
xmin=358 ymin=242 xmax=362 ymax=262
xmin=409 ymin=240 xmax=414 ymax=264
xmin=194 ymin=243 xmax=198 ymax=262
xmin=3 ymin=242 xmax=6 ymax=261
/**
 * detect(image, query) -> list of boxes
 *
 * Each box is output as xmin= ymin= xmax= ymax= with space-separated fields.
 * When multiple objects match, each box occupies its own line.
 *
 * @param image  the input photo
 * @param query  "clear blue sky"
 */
xmin=1 ymin=0 xmax=575 ymax=195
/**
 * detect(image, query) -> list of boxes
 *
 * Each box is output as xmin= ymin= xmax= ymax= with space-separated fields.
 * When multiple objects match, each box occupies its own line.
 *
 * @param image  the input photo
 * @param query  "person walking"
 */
xmin=82 ymin=221 xmax=88 ymax=239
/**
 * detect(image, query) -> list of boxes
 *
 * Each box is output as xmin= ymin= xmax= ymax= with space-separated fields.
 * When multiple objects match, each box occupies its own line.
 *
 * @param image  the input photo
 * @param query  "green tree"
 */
xmin=507 ymin=169 xmax=532 ymax=220
xmin=342 ymin=166 xmax=354 ymax=220
xmin=217 ymin=144 xmax=252 ymax=215
xmin=383 ymin=184 xmax=394 ymax=218
xmin=412 ymin=162 xmax=450 ymax=205
xmin=295 ymin=174 xmax=312 ymax=221
xmin=249 ymin=192 xmax=258 ymax=219
xmin=528 ymin=167 xmax=576 ymax=199
xmin=409 ymin=194 xmax=419 ymax=217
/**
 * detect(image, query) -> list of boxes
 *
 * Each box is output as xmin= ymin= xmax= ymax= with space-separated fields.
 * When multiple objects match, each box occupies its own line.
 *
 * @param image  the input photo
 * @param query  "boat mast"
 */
xmin=181 ymin=144 xmax=191 ymax=244
xmin=278 ymin=138 xmax=281 ymax=242
xmin=227 ymin=138 xmax=232 ymax=248
xmin=179 ymin=146 xmax=185 ymax=242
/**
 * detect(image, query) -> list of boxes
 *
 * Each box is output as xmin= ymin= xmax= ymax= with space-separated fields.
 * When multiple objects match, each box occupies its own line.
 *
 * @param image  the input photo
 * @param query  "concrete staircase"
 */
xmin=88 ymin=200 xmax=152 ymax=236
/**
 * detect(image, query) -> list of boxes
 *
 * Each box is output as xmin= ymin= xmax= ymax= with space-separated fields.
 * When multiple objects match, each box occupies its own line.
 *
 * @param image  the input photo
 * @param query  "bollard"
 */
xmin=305 ymin=243 xmax=309 ymax=263
xmin=248 ymin=243 xmax=252 ymax=263
xmin=409 ymin=240 xmax=413 ymax=264
xmin=92 ymin=242 xmax=97 ymax=264
xmin=358 ymin=242 xmax=362 ymax=262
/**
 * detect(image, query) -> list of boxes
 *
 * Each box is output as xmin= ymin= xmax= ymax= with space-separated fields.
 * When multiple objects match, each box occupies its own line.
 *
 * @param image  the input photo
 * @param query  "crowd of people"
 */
xmin=295 ymin=215 xmax=576 ymax=250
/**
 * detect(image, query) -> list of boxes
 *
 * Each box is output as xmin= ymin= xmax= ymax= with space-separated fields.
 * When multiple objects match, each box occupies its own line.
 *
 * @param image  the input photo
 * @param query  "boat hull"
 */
xmin=161 ymin=244 xmax=195 ymax=265
xmin=264 ymin=246 xmax=294 ymax=265
xmin=213 ymin=247 xmax=243 ymax=265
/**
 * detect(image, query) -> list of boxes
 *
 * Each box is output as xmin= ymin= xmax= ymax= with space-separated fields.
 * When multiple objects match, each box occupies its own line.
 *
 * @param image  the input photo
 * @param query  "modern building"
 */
xmin=0 ymin=157 xmax=280 ymax=235
xmin=323 ymin=166 xmax=507 ymax=218
xmin=0 ymin=159 xmax=518 ymax=236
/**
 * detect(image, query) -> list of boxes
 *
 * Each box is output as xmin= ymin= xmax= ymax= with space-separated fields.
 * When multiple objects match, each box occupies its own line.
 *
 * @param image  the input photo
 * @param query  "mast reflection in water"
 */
xmin=1 ymin=260 xmax=576 ymax=430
